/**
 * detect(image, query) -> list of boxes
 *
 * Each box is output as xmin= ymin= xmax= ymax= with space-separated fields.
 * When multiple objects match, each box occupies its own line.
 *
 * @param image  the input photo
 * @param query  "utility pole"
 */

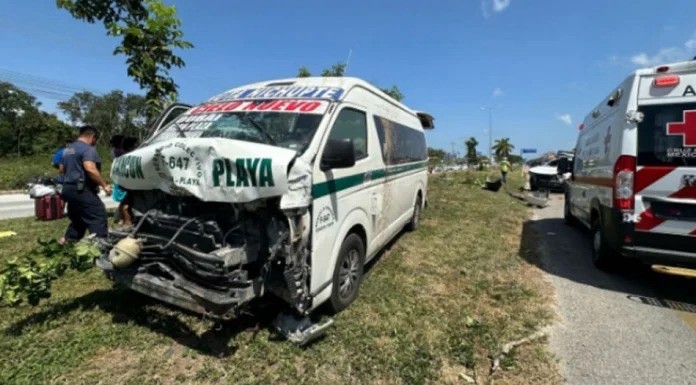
xmin=481 ymin=107 xmax=494 ymax=162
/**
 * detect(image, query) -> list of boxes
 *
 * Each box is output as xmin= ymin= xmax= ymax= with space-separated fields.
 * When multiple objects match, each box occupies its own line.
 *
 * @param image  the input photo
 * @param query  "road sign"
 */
xmin=521 ymin=148 xmax=537 ymax=154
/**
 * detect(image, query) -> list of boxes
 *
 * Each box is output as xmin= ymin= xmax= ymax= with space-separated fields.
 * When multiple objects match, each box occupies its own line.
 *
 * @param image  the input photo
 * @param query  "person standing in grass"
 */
xmin=500 ymin=157 xmax=512 ymax=184
xmin=58 ymin=125 xmax=111 ymax=244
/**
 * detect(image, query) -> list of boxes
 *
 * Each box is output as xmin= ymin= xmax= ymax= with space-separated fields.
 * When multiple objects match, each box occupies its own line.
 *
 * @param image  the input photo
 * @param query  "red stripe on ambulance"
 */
xmin=634 ymin=166 xmax=676 ymax=193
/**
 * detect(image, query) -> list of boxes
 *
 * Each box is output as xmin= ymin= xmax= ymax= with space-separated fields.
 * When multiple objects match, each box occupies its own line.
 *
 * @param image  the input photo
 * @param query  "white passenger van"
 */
xmin=566 ymin=60 xmax=696 ymax=271
xmin=100 ymin=77 xmax=434 ymax=337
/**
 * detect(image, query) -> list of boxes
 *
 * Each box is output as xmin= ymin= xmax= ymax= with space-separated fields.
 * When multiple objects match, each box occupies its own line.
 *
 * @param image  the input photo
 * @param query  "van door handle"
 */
xmin=364 ymin=171 xmax=373 ymax=183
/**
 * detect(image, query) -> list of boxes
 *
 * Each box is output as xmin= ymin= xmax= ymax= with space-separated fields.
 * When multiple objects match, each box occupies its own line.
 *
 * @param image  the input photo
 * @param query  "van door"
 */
xmin=633 ymin=101 xmax=696 ymax=250
xmin=311 ymin=104 xmax=382 ymax=292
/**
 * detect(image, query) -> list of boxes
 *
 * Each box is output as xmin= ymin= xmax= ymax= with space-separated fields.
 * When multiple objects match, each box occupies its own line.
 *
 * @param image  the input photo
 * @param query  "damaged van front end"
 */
xmin=97 ymin=99 xmax=324 ymax=320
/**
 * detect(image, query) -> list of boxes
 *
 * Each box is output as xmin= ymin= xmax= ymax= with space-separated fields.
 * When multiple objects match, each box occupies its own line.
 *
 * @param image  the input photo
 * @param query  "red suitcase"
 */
xmin=35 ymin=195 xmax=64 ymax=221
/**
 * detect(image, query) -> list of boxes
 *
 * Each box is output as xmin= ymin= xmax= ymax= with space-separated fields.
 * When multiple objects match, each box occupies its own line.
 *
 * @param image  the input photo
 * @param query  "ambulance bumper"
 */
xmin=623 ymin=246 xmax=696 ymax=266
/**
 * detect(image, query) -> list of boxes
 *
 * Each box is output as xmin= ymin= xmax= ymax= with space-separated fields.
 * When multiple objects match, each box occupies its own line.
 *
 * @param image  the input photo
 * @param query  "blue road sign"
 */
xmin=521 ymin=148 xmax=537 ymax=154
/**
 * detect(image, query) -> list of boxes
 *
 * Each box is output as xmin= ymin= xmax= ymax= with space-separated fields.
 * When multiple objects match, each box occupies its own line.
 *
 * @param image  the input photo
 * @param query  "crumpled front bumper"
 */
xmin=96 ymin=254 xmax=263 ymax=319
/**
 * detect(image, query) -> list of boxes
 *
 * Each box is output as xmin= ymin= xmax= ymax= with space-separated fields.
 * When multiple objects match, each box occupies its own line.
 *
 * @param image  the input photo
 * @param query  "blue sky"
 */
xmin=1 ymin=0 xmax=696 ymax=156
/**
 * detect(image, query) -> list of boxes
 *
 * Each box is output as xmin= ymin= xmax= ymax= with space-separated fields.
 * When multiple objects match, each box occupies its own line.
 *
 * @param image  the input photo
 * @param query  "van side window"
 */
xmin=374 ymin=115 xmax=427 ymax=165
xmin=327 ymin=108 xmax=368 ymax=160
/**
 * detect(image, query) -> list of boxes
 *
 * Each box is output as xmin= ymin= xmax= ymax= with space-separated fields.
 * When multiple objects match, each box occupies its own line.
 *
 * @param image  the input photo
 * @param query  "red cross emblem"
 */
xmin=667 ymin=110 xmax=696 ymax=147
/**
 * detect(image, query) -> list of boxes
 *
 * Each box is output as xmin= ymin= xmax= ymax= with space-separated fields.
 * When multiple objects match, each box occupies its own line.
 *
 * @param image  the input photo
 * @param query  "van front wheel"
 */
xmin=328 ymin=233 xmax=365 ymax=313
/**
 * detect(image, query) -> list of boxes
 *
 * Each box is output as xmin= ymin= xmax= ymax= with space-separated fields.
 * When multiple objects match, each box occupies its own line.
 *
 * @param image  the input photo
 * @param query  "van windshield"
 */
xmin=148 ymin=111 xmax=324 ymax=154
xmin=638 ymin=103 xmax=696 ymax=166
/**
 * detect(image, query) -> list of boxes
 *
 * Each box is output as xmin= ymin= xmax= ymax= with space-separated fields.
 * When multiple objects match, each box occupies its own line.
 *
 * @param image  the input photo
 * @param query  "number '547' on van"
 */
xmin=99 ymin=77 xmax=435 ymax=342
xmin=566 ymin=60 xmax=696 ymax=272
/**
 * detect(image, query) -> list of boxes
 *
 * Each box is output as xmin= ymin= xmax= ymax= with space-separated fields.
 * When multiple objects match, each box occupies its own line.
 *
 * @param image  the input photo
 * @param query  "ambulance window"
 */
xmin=328 ymin=108 xmax=368 ymax=160
xmin=637 ymin=103 xmax=696 ymax=166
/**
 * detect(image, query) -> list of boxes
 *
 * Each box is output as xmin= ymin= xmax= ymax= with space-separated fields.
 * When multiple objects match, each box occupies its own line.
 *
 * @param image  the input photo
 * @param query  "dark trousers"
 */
xmin=61 ymin=185 xmax=108 ymax=240
xmin=501 ymin=171 xmax=508 ymax=184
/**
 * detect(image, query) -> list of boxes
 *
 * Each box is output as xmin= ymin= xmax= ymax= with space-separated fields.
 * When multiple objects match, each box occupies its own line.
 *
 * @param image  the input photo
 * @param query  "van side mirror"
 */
xmin=321 ymin=138 xmax=356 ymax=171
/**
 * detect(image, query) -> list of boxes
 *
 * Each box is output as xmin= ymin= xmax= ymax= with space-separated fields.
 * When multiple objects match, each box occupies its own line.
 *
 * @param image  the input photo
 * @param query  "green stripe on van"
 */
xmin=311 ymin=160 xmax=428 ymax=199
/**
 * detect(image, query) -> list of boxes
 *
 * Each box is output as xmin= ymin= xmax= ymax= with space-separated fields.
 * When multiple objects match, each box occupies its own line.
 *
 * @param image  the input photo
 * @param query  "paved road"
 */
xmin=0 ymin=193 xmax=118 ymax=220
xmin=530 ymin=196 xmax=696 ymax=385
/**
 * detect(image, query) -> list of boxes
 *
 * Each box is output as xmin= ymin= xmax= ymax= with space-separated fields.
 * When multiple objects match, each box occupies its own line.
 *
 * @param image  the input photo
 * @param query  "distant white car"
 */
xmin=528 ymin=159 xmax=572 ymax=191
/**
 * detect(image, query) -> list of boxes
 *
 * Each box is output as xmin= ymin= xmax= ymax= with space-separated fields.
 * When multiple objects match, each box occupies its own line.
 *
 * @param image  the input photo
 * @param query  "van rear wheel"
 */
xmin=591 ymin=219 xmax=619 ymax=271
xmin=328 ymin=233 xmax=365 ymax=313
xmin=406 ymin=195 xmax=422 ymax=231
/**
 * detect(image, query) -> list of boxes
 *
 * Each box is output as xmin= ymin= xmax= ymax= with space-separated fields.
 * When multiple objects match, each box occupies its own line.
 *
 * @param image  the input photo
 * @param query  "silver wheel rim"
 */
xmin=338 ymin=249 xmax=360 ymax=299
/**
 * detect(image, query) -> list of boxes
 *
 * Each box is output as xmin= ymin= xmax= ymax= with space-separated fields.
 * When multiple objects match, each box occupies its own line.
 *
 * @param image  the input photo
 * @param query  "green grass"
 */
xmin=0 ymin=171 xmax=560 ymax=385
xmin=0 ymin=152 xmax=112 ymax=191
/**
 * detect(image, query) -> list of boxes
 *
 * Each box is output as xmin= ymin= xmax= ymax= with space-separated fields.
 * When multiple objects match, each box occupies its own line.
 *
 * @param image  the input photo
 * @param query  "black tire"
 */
xmin=591 ymin=218 xmax=619 ymax=271
xmin=406 ymin=195 xmax=422 ymax=231
xmin=328 ymin=233 xmax=365 ymax=313
xmin=564 ymin=196 xmax=577 ymax=226
xmin=530 ymin=175 xmax=538 ymax=191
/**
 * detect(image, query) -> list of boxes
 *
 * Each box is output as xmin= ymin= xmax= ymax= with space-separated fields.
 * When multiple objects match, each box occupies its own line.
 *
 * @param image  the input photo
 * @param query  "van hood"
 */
xmin=111 ymin=138 xmax=309 ymax=205
xmin=529 ymin=165 xmax=558 ymax=176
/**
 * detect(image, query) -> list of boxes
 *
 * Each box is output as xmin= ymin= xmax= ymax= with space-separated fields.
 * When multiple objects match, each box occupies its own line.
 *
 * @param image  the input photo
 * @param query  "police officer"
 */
xmin=59 ymin=125 xmax=112 ymax=243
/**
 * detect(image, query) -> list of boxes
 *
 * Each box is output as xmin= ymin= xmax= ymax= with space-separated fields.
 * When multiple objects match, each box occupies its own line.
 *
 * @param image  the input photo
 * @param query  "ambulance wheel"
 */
xmin=591 ymin=219 xmax=619 ymax=271
xmin=564 ymin=197 xmax=577 ymax=226
xmin=406 ymin=195 xmax=422 ymax=231
xmin=328 ymin=233 xmax=365 ymax=313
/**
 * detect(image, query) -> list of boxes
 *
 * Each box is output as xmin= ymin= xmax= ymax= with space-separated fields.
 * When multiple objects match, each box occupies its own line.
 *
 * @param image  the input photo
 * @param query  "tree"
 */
xmin=297 ymin=66 xmax=311 ymax=78
xmin=465 ymin=137 xmax=479 ymax=165
xmin=0 ymin=82 xmax=73 ymax=157
xmin=321 ymin=62 xmax=346 ymax=77
xmin=57 ymin=0 xmax=193 ymax=118
xmin=56 ymin=91 xmax=97 ymax=126
xmin=380 ymin=85 xmax=404 ymax=102
xmin=492 ymin=137 xmax=515 ymax=159
xmin=296 ymin=63 xmax=405 ymax=101
xmin=57 ymin=90 xmax=149 ymax=142
xmin=427 ymin=147 xmax=446 ymax=169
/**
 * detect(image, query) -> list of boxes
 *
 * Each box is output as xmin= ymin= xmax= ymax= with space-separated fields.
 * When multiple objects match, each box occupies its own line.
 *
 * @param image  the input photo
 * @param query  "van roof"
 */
xmin=207 ymin=76 xmax=435 ymax=129
xmin=210 ymin=76 xmax=405 ymax=110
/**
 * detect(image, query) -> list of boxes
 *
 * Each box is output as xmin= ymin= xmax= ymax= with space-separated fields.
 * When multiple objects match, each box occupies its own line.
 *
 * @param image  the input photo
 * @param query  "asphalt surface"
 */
xmin=531 ymin=195 xmax=696 ymax=385
xmin=0 ymin=192 xmax=118 ymax=220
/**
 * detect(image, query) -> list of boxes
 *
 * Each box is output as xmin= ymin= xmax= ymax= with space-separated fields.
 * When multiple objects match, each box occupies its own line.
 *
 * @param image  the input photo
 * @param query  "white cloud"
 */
xmin=492 ymin=87 xmax=503 ymax=97
xmin=481 ymin=0 xmax=511 ymax=17
xmin=619 ymin=32 xmax=696 ymax=67
xmin=630 ymin=47 xmax=684 ymax=66
xmin=557 ymin=114 xmax=572 ymax=126
xmin=492 ymin=0 xmax=511 ymax=12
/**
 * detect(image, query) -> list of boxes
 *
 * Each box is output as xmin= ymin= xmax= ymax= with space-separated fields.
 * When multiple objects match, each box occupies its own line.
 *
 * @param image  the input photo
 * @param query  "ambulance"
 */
xmin=98 ymin=77 xmax=434 ymax=341
xmin=566 ymin=60 xmax=696 ymax=271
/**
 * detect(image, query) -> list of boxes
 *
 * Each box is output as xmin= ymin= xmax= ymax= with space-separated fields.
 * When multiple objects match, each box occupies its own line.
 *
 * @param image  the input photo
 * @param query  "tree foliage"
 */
xmin=465 ymin=137 xmax=479 ymax=165
xmin=296 ymin=62 xmax=405 ymax=101
xmin=320 ymin=62 xmax=346 ymax=77
xmin=297 ymin=66 xmax=311 ymax=78
xmin=0 ymin=82 xmax=73 ymax=157
xmin=57 ymin=90 xmax=148 ymax=142
xmin=56 ymin=0 xmax=193 ymax=118
xmin=379 ymin=85 xmax=404 ymax=102
xmin=493 ymin=137 xmax=515 ymax=159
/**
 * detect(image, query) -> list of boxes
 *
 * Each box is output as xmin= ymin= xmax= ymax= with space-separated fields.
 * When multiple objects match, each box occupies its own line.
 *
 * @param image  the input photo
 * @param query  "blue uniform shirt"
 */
xmin=51 ymin=148 xmax=65 ymax=167
xmin=61 ymin=141 xmax=101 ymax=191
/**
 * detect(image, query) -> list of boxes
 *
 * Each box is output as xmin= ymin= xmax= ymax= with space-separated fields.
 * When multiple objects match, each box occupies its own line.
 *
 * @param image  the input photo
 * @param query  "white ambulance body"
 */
xmin=567 ymin=60 xmax=696 ymax=270
xmin=102 ymin=77 xmax=434 ymax=324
